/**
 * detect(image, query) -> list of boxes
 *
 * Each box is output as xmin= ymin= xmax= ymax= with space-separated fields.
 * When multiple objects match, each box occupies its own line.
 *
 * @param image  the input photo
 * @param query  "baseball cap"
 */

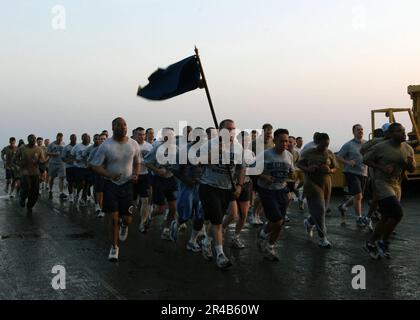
xmin=382 ymin=123 xmax=391 ymax=132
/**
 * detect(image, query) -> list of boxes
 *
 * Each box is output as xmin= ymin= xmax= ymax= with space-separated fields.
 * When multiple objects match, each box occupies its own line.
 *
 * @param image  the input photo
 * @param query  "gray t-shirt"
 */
xmin=138 ymin=141 xmax=153 ymax=175
xmin=257 ymin=148 xmax=295 ymax=191
xmin=91 ymin=137 xmax=140 ymax=186
xmin=337 ymin=139 xmax=368 ymax=177
xmin=47 ymin=141 xmax=65 ymax=166
xmin=86 ymin=145 xmax=100 ymax=165
xmin=200 ymin=139 xmax=245 ymax=190
xmin=61 ymin=144 xmax=76 ymax=168
xmin=71 ymin=143 xmax=91 ymax=169
xmin=144 ymin=141 xmax=176 ymax=178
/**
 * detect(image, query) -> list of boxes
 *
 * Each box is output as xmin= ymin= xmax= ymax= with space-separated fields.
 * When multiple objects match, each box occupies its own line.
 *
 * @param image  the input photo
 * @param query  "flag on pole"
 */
xmin=137 ymin=55 xmax=200 ymax=100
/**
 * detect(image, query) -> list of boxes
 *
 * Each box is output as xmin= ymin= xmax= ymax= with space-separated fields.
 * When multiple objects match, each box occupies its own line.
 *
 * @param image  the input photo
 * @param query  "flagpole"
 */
xmin=194 ymin=46 xmax=219 ymax=130
xmin=194 ymin=47 xmax=243 ymax=213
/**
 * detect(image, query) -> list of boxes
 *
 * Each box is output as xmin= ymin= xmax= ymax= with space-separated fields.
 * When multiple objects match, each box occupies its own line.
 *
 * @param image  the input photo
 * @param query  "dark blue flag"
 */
xmin=137 ymin=55 xmax=200 ymax=100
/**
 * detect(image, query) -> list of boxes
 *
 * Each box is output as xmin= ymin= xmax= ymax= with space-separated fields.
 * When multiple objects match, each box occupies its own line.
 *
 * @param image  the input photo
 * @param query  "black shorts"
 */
xmin=151 ymin=175 xmax=177 ymax=206
xmin=238 ymin=181 xmax=252 ymax=202
xmin=251 ymin=176 xmax=258 ymax=191
xmin=103 ymin=180 xmax=134 ymax=216
xmin=94 ymin=173 xmax=105 ymax=193
xmin=133 ymin=174 xmax=150 ymax=200
xmin=66 ymin=167 xmax=77 ymax=184
xmin=5 ymin=169 xmax=14 ymax=180
xmin=85 ymin=169 xmax=95 ymax=184
xmin=199 ymin=183 xmax=232 ymax=225
xmin=258 ymin=188 xmax=289 ymax=223
xmin=39 ymin=164 xmax=47 ymax=174
xmin=286 ymin=181 xmax=296 ymax=193
xmin=344 ymin=173 xmax=367 ymax=196
xmin=378 ymin=196 xmax=403 ymax=218
xmin=74 ymin=168 xmax=89 ymax=184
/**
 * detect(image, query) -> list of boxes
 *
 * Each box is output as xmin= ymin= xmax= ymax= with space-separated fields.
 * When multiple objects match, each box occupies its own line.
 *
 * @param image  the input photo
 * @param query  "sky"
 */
xmin=1 ymin=0 xmax=420 ymax=151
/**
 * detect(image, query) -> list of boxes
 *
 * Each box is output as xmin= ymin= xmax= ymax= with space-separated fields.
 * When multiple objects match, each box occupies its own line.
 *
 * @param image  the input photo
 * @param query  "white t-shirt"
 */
xmin=71 ymin=143 xmax=91 ymax=168
xmin=91 ymin=137 xmax=140 ymax=185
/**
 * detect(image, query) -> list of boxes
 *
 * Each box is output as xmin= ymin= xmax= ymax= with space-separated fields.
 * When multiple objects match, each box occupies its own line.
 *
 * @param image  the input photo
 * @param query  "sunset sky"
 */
xmin=1 ymin=0 xmax=420 ymax=150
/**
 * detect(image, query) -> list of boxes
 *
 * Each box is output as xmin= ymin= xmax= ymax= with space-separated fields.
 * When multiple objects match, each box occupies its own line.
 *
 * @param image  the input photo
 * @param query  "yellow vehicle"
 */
xmin=332 ymin=84 xmax=420 ymax=187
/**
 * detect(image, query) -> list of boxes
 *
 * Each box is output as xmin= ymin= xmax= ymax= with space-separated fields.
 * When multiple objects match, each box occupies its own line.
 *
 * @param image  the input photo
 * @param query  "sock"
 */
xmin=215 ymin=245 xmax=224 ymax=256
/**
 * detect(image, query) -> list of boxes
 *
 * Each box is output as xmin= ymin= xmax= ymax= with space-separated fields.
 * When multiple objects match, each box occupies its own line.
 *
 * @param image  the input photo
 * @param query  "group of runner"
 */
xmin=1 ymin=118 xmax=415 ymax=267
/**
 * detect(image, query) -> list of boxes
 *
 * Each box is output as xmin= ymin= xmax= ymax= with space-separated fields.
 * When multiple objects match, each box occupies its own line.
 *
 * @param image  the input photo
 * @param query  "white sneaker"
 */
xmin=68 ymin=194 xmax=74 ymax=203
xmin=319 ymin=238 xmax=332 ymax=248
xmin=79 ymin=199 xmax=87 ymax=207
xmin=255 ymin=216 xmax=264 ymax=225
xmin=95 ymin=203 xmax=101 ymax=213
xmin=231 ymin=237 xmax=246 ymax=249
xmin=108 ymin=245 xmax=119 ymax=261
xmin=186 ymin=240 xmax=201 ymax=252
xmin=304 ymin=219 xmax=315 ymax=239
xmin=161 ymin=228 xmax=171 ymax=241
xmin=97 ymin=211 xmax=105 ymax=218
xmin=119 ymin=223 xmax=128 ymax=241
xmin=249 ymin=214 xmax=257 ymax=225
xmin=216 ymin=253 xmax=232 ymax=269
xmin=264 ymin=245 xmax=280 ymax=261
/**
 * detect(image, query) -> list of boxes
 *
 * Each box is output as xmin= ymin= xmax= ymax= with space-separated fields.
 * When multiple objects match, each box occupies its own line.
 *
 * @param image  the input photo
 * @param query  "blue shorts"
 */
xmin=176 ymin=183 xmax=204 ymax=223
xmin=258 ymin=188 xmax=289 ymax=223
xmin=344 ymin=173 xmax=367 ymax=196
xmin=133 ymin=174 xmax=150 ymax=200
xmin=103 ymin=180 xmax=133 ymax=216
xmin=5 ymin=169 xmax=14 ymax=180
xmin=94 ymin=173 xmax=105 ymax=193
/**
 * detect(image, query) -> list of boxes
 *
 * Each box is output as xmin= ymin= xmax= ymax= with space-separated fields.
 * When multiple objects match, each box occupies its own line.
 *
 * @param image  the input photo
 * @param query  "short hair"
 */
xmin=352 ymin=124 xmax=362 ymax=133
xmin=9 ymin=137 xmax=16 ymax=142
xmin=27 ymin=134 xmax=35 ymax=140
xmin=389 ymin=122 xmax=402 ymax=133
xmin=56 ymin=133 xmax=63 ymax=138
xmin=112 ymin=117 xmax=124 ymax=128
xmin=219 ymin=119 xmax=234 ymax=129
xmin=70 ymin=134 xmax=77 ymax=139
xmin=146 ymin=128 xmax=154 ymax=134
xmin=313 ymin=132 xmax=321 ymax=144
xmin=373 ymin=128 xmax=384 ymax=138
xmin=317 ymin=133 xmax=330 ymax=142
xmin=296 ymin=137 xmax=302 ymax=140
xmin=262 ymin=123 xmax=273 ymax=131
xmin=289 ymin=136 xmax=296 ymax=140
xmin=274 ymin=129 xmax=289 ymax=138
xmin=251 ymin=130 xmax=257 ymax=134
xmin=93 ymin=134 xmax=100 ymax=139
xmin=36 ymin=137 xmax=43 ymax=141
xmin=134 ymin=127 xmax=145 ymax=133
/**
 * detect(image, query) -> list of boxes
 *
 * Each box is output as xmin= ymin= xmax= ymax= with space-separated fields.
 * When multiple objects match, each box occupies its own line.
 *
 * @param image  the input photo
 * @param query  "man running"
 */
xmin=71 ymin=133 xmax=91 ymax=206
xmin=13 ymin=134 xmax=47 ymax=214
xmin=86 ymin=134 xmax=106 ymax=216
xmin=363 ymin=123 xmax=416 ymax=259
xmin=256 ymin=129 xmax=294 ymax=261
xmin=144 ymin=127 xmax=178 ymax=240
xmin=337 ymin=124 xmax=368 ymax=226
xmin=46 ymin=133 xmax=67 ymax=200
xmin=132 ymin=127 xmax=153 ymax=232
xmin=298 ymin=133 xmax=337 ymax=248
xmin=199 ymin=119 xmax=245 ymax=269
xmin=92 ymin=117 xmax=140 ymax=261
xmin=62 ymin=134 xmax=77 ymax=203
xmin=1 ymin=137 xmax=18 ymax=197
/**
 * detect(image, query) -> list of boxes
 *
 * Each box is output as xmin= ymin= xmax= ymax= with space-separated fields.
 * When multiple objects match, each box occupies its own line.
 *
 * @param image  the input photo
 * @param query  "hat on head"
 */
xmin=382 ymin=123 xmax=391 ymax=132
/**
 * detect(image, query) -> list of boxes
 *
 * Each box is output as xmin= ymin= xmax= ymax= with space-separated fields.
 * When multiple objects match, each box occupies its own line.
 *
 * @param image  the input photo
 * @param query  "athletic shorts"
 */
xmin=48 ymin=164 xmax=65 ymax=178
xmin=286 ymin=181 xmax=296 ymax=193
xmin=74 ymin=167 xmax=89 ymax=184
xmin=344 ymin=173 xmax=367 ymax=196
xmin=199 ymin=183 xmax=232 ymax=225
xmin=177 ymin=183 xmax=204 ymax=223
xmin=251 ymin=176 xmax=258 ymax=191
xmin=94 ymin=173 xmax=105 ymax=193
xmin=5 ymin=169 xmax=14 ymax=180
xmin=258 ymin=187 xmax=289 ymax=223
xmin=238 ymin=181 xmax=252 ymax=202
xmin=39 ymin=163 xmax=47 ymax=174
xmin=378 ymin=196 xmax=403 ymax=218
xmin=151 ymin=175 xmax=177 ymax=206
xmin=85 ymin=169 xmax=95 ymax=184
xmin=66 ymin=167 xmax=77 ymax=184
xmin=103 ymin=180 xmax=134 ymax=216
xmin=132 ymin=174 xmax=150 ymax=200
